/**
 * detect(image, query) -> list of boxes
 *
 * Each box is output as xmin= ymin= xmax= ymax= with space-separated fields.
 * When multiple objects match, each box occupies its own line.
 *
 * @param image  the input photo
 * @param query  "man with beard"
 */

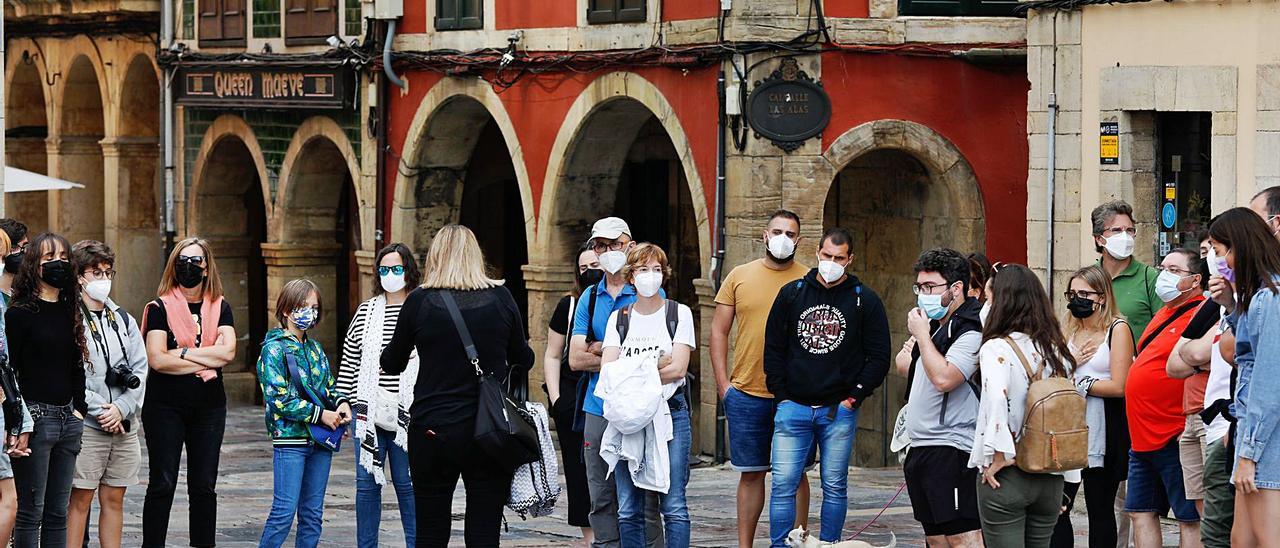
xmin=712 ymin=210 xmax=813 ymax=548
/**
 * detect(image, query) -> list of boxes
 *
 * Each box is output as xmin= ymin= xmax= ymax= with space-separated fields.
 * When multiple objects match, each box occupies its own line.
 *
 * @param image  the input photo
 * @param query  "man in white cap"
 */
xmin=569 ymin=217 xmax=663 ymax=547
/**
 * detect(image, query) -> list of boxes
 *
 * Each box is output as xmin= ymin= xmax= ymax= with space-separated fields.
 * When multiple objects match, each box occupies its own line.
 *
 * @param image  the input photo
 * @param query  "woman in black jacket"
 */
xmin=381 ymin=225 xmax=533 ymax=548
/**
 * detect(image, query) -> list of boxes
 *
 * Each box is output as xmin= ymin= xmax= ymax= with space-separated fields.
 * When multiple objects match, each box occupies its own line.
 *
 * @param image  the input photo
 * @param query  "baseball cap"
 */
xmin=588 ymin=217 xmax=631 ymax=243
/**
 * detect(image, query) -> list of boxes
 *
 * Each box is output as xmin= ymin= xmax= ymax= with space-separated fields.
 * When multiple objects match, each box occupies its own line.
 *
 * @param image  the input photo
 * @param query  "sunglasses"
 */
xmin=378 ymin=265 xmax=405 ymax=276
xmin=177 ymin=255 xmax=206 ymax=266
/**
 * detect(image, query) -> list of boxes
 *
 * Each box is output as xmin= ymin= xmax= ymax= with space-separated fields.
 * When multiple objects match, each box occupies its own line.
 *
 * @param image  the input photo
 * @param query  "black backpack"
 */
xmin=615 ymin=299 xmax=680 ymax=344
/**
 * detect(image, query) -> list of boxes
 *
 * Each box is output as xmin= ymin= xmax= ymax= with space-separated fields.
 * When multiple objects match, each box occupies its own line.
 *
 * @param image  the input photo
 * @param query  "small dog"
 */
xmin=784 ymin=527 xmax=897 ymax=548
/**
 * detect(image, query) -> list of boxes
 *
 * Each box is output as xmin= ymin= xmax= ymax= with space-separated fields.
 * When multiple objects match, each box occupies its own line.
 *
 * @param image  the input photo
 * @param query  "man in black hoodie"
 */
xmin=763 ymin=227 xmax=891 ymax=547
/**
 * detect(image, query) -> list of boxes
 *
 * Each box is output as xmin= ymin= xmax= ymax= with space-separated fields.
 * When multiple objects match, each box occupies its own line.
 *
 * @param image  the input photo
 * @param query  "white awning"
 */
xmin=3 ymin=167 xmax=85 ymax=193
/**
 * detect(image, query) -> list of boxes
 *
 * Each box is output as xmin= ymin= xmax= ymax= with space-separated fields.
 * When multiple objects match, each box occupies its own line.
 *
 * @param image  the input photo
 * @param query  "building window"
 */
xmin=897 ymin=0 xmax=1018 ymax=16
xmin=182 ymin=0 xmax=195 ymax=39
xmin=588 ymin=0 xmax=645 ymax=24
xmin=198 ymin=0 xmax=247 ymax=46
xmin=344 ymin=0 xmax=361 ymax=36
xmin=286 ymin=0 xmax=338 ymax=44
xmin=253 ymin=0 xmax=282 ymax=38
xmin=436 ymin=0 xmax=482 ymax=30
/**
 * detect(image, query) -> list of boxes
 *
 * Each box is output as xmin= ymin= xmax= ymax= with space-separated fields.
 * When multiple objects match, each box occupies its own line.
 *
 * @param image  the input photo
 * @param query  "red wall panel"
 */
xmin=496 ymin=0 xmax=576 ymax=29
xmin=823 ymin=0 xmax=870 ymax=18
xmin=664 ymin=0 xmax=719 ymax=21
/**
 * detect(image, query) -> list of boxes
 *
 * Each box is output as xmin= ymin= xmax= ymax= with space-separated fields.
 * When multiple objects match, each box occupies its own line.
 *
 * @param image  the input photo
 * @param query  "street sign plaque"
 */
xmin=175 ymin=66 xmax=353 ymax=109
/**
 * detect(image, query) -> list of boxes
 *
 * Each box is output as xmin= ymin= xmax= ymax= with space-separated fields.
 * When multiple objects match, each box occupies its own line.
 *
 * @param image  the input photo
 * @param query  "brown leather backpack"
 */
xmin=1005 ymin=337 xmax=1088 ymax=474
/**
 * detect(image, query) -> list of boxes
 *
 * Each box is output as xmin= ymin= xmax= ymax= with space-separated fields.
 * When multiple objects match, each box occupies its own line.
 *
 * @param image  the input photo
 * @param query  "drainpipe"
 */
xmin=161 ymin=0 xmax=176 ymax=254
xmin=375 ymin=19 xmax=390 ymax=246
xmin=383 ymin=20 xmax=406 ymax=90
xmin=1046 ymin=93 xmax=1058 ymax=296
xmin=713 ymin=69 xmax=728 ymax=464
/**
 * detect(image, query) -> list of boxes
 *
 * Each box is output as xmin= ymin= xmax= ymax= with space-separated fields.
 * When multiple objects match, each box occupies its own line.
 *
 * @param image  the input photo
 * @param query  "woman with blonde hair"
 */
xmin=1050 ymin=265 xmax=1134 ymax=548
xmin=140 ymin=237 xmax=236 ymax=547
xmin=381 ymin=225 xmax=534 ymax=548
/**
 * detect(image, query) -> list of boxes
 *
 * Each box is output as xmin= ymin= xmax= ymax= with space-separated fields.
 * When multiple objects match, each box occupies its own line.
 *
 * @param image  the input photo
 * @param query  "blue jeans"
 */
xmin=355 ymin=427 xmax=416 ymax=548
xmin=616 ymin=395 xmax=692 ymax=548
xmin=769 ymin=400 xmax=860 ymax=547
xmin=259 ymin=445 xmax=333 ymax=548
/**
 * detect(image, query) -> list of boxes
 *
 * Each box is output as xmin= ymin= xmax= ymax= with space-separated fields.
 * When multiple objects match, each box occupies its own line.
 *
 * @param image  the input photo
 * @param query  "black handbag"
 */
xmin=0 ymin=357 xmax=23 ymax=436
xmin=439 ymin=290 xmax=539 ymax=474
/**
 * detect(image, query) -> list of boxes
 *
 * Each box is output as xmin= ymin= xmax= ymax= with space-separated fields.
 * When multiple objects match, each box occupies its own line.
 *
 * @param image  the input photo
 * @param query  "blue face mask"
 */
xmin=290 ymin=306 xmax=318 ymax=331
xmin=917 ymin=294 xmax=948 ymax=320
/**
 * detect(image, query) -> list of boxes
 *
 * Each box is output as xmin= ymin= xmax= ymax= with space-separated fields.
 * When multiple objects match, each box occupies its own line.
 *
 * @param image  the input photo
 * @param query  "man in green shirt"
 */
xmin=1092 ymin=200 xmax=1162 ymax=344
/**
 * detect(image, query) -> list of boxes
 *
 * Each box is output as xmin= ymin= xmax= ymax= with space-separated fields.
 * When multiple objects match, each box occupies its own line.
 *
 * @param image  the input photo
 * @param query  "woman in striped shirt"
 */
xmin=338 ymin=243 xmax=421 ymax=548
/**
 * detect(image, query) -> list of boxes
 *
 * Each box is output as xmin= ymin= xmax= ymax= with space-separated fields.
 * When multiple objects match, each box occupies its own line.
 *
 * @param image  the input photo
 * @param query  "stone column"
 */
xmin=46 ymin=135 xmax=106 ymax=245
xmin=693 ymin=277 xmax=717 ymax=456
xmin=101 ymin=137 xmax=162 ymax=314
xmin=523 ymin=262 xmax=575 ymax=409
xmin=354 ymin=249 xmax=377 ymax=301
xmin=204 ymin=234 xmax=260 ymax=379
xmin=5 ymin=137 xmax=50 ymax=231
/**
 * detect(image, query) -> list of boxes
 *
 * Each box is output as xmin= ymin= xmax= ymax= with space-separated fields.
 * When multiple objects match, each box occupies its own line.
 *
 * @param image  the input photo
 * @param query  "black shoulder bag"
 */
xmin=440 ymin=290 xmax=539 ymax=473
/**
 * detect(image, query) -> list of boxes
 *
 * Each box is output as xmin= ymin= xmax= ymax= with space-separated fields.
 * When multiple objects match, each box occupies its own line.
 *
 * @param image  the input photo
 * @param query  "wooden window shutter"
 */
xmin=618 ymin=0 xmax=645 ymax=22
xmin=436 ymin=0 xmax=481 ymax=30
xmin=587 ymin=0 xmax=619 ymax=24
xmin=199 ymin=0 xmax=246 ymax=44
xmin=287 ymin=0 xmax=337 ymax=42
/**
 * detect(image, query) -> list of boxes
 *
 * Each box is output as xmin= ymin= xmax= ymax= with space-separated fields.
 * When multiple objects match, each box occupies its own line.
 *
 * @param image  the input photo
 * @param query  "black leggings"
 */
xmin=1051 ymin=468 xmax=1121 ymax=548
xmin=551 ymin=396 xmax=590 ymax=527
xmin=409 ymin=418 xmax=513 ymax=548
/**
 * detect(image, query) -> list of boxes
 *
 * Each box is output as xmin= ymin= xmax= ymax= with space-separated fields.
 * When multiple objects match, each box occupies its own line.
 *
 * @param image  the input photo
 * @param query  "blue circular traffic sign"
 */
xmin=1162 ymin=203 xmax=1177 ymax=230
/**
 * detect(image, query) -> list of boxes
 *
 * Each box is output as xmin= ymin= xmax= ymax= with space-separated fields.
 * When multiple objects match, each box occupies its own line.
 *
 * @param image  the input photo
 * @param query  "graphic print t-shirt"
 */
xmin=602 ymin=302 xmax=697 ymax=388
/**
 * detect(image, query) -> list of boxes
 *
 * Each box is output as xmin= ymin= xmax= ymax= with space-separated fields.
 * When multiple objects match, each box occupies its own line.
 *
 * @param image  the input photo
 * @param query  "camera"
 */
xmin=104 ymin=364 xmax=141 ymax=390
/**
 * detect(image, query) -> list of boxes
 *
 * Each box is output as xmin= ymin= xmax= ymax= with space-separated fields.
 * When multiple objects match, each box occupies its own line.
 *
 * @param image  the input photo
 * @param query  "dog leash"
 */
xmin=848 ymin=480 xmax=907 ymax=540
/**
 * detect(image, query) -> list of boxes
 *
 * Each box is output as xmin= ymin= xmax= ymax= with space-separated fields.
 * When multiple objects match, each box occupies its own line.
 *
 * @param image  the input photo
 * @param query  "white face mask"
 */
xmin=634 ymin=272 xmax=663 ymax=298
xmin=83 ymin=279 xmax=111 ymax=303
xmin=817 ymin=260 xmax=846 ymax=284
xmin=766 ymin=234 xmax=796 ymax=262
xmin=979 ymin=301 xmax=992 ymax=326
xmin=380 ymin=272 xmax=406 ymax=294
xmin=1155 ymin=269 xmax=1189 ymax=303
xmin=599 ymin=250 xmax=627 ymax=275
xmin=1104 ymin=232 xmax=1135 ymax=260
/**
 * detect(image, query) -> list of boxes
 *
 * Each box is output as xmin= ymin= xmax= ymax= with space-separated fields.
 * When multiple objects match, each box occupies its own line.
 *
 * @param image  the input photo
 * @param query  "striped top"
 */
xmin=337 ymin=299 xmax=404 ymax=399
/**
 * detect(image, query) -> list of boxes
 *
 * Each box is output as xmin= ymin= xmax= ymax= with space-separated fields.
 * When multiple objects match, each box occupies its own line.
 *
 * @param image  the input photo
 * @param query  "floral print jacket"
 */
xmin=256 ymin=328 xmax=348 ymax=446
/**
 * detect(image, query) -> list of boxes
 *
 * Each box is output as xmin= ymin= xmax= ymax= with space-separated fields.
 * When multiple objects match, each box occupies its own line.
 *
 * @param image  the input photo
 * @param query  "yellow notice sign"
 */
xmin=1100 ymin=121 xmax=1119 ymax=165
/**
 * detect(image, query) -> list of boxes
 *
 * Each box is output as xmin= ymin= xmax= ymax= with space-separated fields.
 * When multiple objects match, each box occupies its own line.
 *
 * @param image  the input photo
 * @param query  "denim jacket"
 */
xmin=1232 ymin=281 xmax=1280 ymax=463
xmin=256 ymin=328 xmax=348 ymax=446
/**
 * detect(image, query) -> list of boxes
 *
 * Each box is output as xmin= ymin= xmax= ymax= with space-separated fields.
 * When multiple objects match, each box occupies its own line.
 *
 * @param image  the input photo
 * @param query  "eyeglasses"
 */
xmin=378 ymin=265 xmax=405 ymax=276
xmin=1156 ymin=265 xmax=1193 ymax=277
xmin=1064 ymin=289 xmax=1102 ymax=300
xmin=1103 ymin=227 xmax=1138 ymax=237
xmin=911 ymin=281 xmax=954 ymax=295
xmin=177 ymin=255 xmax=205 ymax=266
xmin=85 ymin=268 xmax=116 ymax=280
xmin=591 ymin=239 xmax=628 ymax=253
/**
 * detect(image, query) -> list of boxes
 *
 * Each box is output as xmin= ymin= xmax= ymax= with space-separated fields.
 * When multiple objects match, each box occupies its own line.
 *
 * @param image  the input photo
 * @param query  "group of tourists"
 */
xmin=0 ymin=189 xmax=1276 ymax=548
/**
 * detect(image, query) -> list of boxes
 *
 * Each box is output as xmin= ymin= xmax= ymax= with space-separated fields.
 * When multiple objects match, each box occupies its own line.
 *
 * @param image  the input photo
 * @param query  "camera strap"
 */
xmin=80 ymin=303 xmax=134 ymax=406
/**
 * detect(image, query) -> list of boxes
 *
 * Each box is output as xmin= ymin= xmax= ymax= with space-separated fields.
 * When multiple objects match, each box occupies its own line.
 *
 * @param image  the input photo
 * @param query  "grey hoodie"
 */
xmin=81 ymin=298 xmax=148 ymax=432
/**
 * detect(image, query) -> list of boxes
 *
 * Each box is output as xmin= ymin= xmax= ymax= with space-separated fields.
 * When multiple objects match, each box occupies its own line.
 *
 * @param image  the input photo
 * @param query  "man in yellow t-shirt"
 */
xmin=711 ymin=210 xmax=814 ymax=548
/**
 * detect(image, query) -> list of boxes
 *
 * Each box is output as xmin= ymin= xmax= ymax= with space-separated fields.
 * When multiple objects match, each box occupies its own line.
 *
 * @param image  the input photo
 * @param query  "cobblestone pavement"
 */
xmin=105 ymin=404 xmax=1185 ymax=547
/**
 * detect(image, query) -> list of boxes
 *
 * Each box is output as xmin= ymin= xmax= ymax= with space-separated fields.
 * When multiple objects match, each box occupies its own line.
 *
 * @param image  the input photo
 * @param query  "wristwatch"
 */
xmin=180 ymin=348 xmax=189 ymax=360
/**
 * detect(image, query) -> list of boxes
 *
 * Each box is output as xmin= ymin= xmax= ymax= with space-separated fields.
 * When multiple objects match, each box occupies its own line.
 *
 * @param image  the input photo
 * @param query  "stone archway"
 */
xmin=535 ymin=71 xmax=714 ymax=450
xmin=818 ymin=119 xmax=985 ymax=466
xmin=50 ymin=54 xmax=107 ymax=244
xmin=105 ymin=54 xmax=162 ymax=312
xmin=190 ymin=130 xmax=270 ymax=399
xmin=4 ymin=49 xmax=51 ymax=230
xmin=273 ymin=125 xmax=361 ymax=362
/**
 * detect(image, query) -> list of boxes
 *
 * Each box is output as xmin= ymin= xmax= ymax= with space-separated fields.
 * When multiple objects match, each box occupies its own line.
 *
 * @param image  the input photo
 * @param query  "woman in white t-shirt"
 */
xmin=970 ymin=264 xmax=1078 ymax=548
xmin=599 ymin=243 xmax=696 ymax=548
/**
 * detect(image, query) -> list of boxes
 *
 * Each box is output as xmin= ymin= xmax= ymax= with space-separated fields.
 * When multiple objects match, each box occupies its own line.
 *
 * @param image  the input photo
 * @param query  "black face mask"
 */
xmin=3 ymin=253 xmax=22 ymax=275
xmin=39 ymin=260 xmax=72 ymax=290
xmin=1068 ymin=296 xmax=1098 ymax=319
xmin=578 ymin=268 xmax=604 ymax=290
xmin=174 ymin=260 xmax=205 ymax=289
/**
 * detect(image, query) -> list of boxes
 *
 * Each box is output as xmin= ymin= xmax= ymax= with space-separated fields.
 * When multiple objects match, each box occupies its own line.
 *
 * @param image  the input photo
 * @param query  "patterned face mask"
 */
xmin=290 ymin=306 xmax=319 ymax=331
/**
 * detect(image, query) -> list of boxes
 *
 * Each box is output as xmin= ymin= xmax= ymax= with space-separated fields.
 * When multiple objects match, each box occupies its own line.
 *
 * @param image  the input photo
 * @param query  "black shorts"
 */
xmin=904 ymin=445 xmax=981 ymax=536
